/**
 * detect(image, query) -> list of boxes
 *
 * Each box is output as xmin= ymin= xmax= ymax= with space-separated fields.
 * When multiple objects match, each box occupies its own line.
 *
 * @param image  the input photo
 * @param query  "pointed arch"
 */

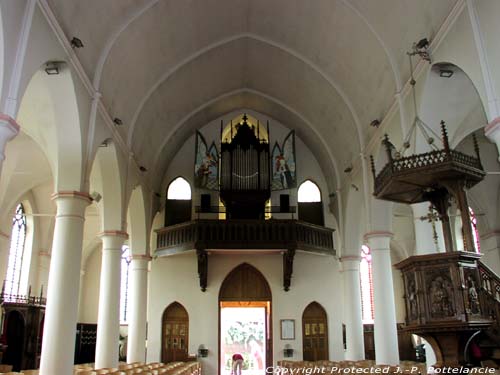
xmin=298 ymin=180 xmax=322 ymax=203
xmin=167 ymin=177 xmax=191 ymax=200
xmin=17 ymin=66 xmax=83 ymax=190
xmin=302 ymin=301 xmax=329 ymax=361
xmin=161 ymin=302 xmax=189 ymax=363
xmin=127 ymin=185 xmax=148 ymax=256
xmin=417 ymin=62 xmax=487 ymax=152
xmin=219 ymin=263 xmax=271 ymax=301
xmin=89 ymin=141 xmax=125 ymax=231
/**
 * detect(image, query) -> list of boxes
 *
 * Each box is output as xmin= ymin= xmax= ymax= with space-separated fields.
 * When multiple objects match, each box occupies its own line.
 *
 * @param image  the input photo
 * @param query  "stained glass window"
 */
xmin=360 ymin=245 xmax=374 ymax=324
xmin=120 ymin=245 xmax=132 ymax=323
xmin=6 ymin=203 xmax=27 ymax=297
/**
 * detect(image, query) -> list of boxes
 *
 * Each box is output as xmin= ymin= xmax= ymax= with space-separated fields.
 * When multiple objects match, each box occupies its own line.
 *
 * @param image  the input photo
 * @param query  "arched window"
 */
xmin=120 ymin=245 xmax=131 ymax=323
xmin=469 ymin=207 xmax=480 ymax=254
xmin=360 ymin=245 xmax=374 ymax=324
xmin=298 ymin=180 xmax=321 ymax=202
xmin=167 ymin=177 xmax=191 ymax=200
xmin=297 ymin=180 xmax=324 ymax=226
xmin=6 ymin=203 xmax=27 ymax=297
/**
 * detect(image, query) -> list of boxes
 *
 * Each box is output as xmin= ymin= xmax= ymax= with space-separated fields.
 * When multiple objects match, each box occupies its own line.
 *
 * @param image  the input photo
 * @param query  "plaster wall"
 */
xmin=147 ymin=252 xmax=343 ymax=374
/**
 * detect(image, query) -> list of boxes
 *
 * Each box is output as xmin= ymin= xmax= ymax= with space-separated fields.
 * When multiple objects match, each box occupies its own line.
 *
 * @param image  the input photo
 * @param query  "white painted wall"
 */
xmin=147 ymin=252 xmax=343 ymax=374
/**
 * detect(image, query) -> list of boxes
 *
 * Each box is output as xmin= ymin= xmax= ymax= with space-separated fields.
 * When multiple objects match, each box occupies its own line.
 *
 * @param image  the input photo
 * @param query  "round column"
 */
xmin=127 ymin=255 xmax=151 ymax=363
xmin=365 ymin=232 xmax=399 ymax=365
xmin=341 ymin=256 xmax=365 ymax=360
xmin=39 ymin=191 xmax=91 ymax=375
xmin=95 ymin=231 xmax=128 ymax=370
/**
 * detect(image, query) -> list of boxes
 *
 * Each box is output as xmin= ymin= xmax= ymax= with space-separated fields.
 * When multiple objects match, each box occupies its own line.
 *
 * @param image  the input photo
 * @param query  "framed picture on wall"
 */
xmin=280 ymin=319 xmax=295 ymax=340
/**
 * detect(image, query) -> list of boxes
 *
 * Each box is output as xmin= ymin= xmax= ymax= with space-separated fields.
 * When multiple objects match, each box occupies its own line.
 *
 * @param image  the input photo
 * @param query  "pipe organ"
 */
xmin=220 ymin=115 xmax=270 ymax=219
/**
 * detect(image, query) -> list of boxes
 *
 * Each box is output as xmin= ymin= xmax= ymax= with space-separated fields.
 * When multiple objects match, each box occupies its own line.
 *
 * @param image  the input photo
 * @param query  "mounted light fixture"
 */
xmin=343 ymin=165 xmax=353 ymax=173
xmin=409 ymin=37 xmax=431 ymax=63
xmin=139 ymin=166 xmax=147 ymax=172
xmin=113 ymin=118 xmax=123 ymax=126
xmin=370 ymin=119 xmax=381 ymax=128
xmin=44 ymin=61 xmax=63 ymax=75
xmin=439 ymin=69 xmax=454 ymax=78
xmin=70 ymin=37 xmax=84 ymax=49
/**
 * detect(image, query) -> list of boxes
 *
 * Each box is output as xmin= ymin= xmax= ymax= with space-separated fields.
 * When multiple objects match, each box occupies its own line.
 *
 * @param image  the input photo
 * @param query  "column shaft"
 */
xmin=39 ymin=192 xmax=91 ymax=375
xmin=366 ymin=233 xmax=399 ymax=365
xmin=95 ymin=232 xmax=127 ymax=369
xmin=127 ymin=256 xmax=150 ymax=363
xmin=342 ymin=257 xmax=365 ymax=360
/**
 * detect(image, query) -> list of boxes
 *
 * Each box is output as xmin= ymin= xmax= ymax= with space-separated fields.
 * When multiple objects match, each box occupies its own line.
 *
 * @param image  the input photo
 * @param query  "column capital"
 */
xmin=130 ymin=254 xmax=152 ymax=261
xmin=51 ymin=191 xmax=92 ymax=202
xmin=485 ymin=117 xmax=500 ymax=140
xmin=51 ymin=191 xmax=91 ymax=219
xmin=340 ymin=256 xmax=362 ymax=271
xmin=0 ymin=230 xmax=10 ymax=240
xmin=482 ymin=229 xmax=500 ymax=240
xmin=0 ymin=113 xmax=21 ymax=135
xmin=364 ymin=231 xmax=393 ymax=241
xmin=98 ymin=230 xmax=129 ymax=240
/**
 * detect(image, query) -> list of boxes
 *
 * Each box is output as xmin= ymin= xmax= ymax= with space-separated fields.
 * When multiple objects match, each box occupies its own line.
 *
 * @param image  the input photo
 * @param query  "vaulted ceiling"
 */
xmin=47 ymin=0 xmax=458 ymax=189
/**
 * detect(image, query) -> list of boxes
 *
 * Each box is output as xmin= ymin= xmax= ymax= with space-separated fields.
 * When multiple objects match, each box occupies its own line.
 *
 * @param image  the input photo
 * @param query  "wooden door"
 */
xmin=162 ymin=302 xmax=189 ymax=362
xmin=302 ymin=302 xmax=328 ymax=361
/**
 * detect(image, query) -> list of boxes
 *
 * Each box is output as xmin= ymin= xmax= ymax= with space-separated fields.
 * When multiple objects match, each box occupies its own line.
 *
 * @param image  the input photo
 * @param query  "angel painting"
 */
xmin=194 ymin=131 xmax=219 ymax=189
xmin=271 ymin=131 xmax=297 ymax=190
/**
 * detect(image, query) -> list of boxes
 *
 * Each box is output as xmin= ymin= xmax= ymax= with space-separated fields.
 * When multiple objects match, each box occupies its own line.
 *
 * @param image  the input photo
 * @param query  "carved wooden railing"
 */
xmin=374 ymin=149 xmax=484 ymax=195
xmin=478 ymin=261 xmax=500 ymax=336
xmin=156 ymin=219 xmax=335 ymax=256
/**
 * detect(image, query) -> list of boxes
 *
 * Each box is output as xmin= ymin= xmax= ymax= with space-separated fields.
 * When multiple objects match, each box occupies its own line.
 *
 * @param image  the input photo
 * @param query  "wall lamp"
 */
xmin=198 ymin=345 xmax=208 ymax=358
xmin=70 ymin=37 xmax=84 ymax=49
xmin=45 ymin=61 xmax=64 ymax=75
xmin=439 ymin=69 xmax=454 ymax=78
xmin=284 ymin=344 xmax=294 ymax=358
xmin=113 ymin=118 xmax=123 ymax=126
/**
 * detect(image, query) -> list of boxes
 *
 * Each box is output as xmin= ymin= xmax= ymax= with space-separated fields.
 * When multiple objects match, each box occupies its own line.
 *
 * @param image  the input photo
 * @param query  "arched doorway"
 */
xmin=302 ymin=302 xmax=329 ymax=361
xmin=161 ymin=302 xmax=189 ymax=363
xmin=219 ymin=263 xmax=272 ymax=375
xmin=3 ymin=310 xmax=26 ymax=371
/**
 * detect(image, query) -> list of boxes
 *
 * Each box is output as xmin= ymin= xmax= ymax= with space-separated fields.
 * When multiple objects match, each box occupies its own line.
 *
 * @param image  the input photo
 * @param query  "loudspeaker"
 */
xmin=280 ymin=194 xmax=290 ymax=213
xmin=201 ymin=194 xmax=211 ymax=212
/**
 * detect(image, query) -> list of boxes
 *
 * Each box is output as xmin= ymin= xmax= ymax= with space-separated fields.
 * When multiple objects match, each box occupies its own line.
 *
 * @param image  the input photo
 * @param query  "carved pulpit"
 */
xmin=371 ymin=123 xmax=494 ymax=366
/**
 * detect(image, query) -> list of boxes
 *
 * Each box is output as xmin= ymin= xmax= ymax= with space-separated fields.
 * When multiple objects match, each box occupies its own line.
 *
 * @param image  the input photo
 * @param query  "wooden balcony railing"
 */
xmin=156 ymin=219 xmax=335 ymax=292
xmin=478 ymin=260 xmax=500 ymax=336
xmin=155 ymin=219 xmax=335 ymax=256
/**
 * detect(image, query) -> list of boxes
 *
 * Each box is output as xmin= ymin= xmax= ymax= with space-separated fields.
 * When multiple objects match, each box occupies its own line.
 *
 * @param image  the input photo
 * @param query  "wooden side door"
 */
xmin=162 ymin=303 xmax=189 ymax=362
xmin=302 ymin=302 xmax=328 ymax=361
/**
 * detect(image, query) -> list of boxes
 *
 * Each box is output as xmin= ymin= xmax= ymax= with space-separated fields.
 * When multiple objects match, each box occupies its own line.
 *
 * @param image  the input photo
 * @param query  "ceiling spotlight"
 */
xmin=99 ymin=140 xmax=108 ymax=147
xmin=139 ymin=166 xmax=147 ymax=172
xmin=370 ymin=119 xmax=381 ymax=128
xmin=44 ymin=61 xmax=63 ymax=75
xmin=344 ymin=165 xmax=353 ymax=173
xmin=70 ymin=37 xmax=84 ymax=49
xmin=113 ymin=118 xmax=123 ymax=126
xmin=439 ymin=69 xmax=454 ymax=78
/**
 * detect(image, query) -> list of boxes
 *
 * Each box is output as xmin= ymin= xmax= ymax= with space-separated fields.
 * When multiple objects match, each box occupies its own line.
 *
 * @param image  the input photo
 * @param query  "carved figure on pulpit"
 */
xmin=467 ymin=276 xmax=480 ymax=314
xmin=430 ymin=277 xmax=453 ymax=317
xmin=408 ymin=279 xmax=418 ymax=320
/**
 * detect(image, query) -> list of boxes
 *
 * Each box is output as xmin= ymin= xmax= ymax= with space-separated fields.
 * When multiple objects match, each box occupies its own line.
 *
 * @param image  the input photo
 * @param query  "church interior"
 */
xmin=0 ymin=1 xmax=499 ymax=374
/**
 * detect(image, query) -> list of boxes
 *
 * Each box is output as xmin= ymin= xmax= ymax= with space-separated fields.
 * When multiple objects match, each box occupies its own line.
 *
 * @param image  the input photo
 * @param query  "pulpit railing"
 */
xmin=374 ymin=149 xmax=484 ymax=196
xmin=478 ymin=261 xmax=500 ymax=335
xmin=156 ymin=220 xmax=335 ymax=256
